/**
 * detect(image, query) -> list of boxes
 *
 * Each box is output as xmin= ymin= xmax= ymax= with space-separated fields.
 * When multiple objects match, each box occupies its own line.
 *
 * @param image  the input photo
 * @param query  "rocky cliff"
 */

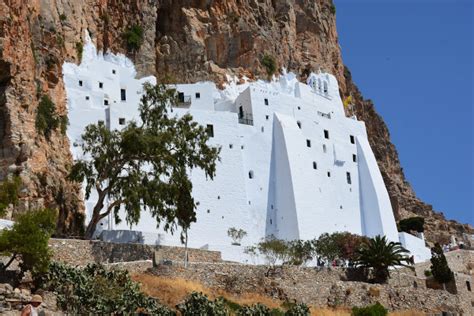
xmin=0 ymin=0 xmax=471 ymax=243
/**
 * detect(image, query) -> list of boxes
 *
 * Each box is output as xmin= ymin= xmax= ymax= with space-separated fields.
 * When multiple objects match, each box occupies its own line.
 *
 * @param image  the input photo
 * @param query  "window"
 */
xmin=99 ymin=82 xmax=103 ymax=89
xmin=350 ymin=135 xmax=355 ymax=144
xmin=241 ymin=145 xmax=244 ymax=150
xmin=297 ymin=121 xmax=302 ymax=129
xmin=313 ymin=162 xmax=317 ymax=170
xmin=327 ymin=171 xmax=331 ymax=177
xmin=119 ymin=118 xmax=126 ymax=125
xmin=85 ymin=96 xmax=89 ymax=100
xmin=229 ymin=144 xmax=233 ymax=149
xmin=324 ymin=129 xmax=329 ymax=139
xmin=261 ymin=126 xmax=264 ymax=133
xmin=104 ymin=99 xmax=109 ymax=106
xmin=323 ymin=81 xmax=328 ymax=93
xmin=323 ymin=144 xmax=327 ymax=153
xmin=297 ymin=106 xmax=301 ymax=110
xmin=306 ymin=139 xmax=311 ymax=147
xmin=266 ymin=115 xmax=269 ymax=120
xmin=346 ymin=172 xmax=352 ymax=184
xmin=353 ymin=154 xmax=357 ymax=162
xmin=178 ymin=92 xmax=185 ymax=103
xmin=206 ymin=124 xmax=214 ymax=137
xmin=79 ymin=80 xmax=83 ymax=87
xmin=120 ymin=89 xmax=126 ymax=101
xmin=195 ymin=92 xmax=201 ymax=99
xmin=112 ymin=69 xmax=116 ymax=74
xmin=249 ymin=170 xmax=254 ymax=179
xmin=264 ymin=98 xmax=269 ymax=106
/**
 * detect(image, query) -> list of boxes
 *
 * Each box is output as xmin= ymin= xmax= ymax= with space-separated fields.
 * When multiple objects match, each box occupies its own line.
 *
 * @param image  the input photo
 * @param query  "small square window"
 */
xmin=350 ymin=135 xmax=355 ymax=144
xmin=195 ymin=92 xmax=201 ymax=99
xmin=119 ymin=118 xmax=126 ymax=125
xmin=249 ymin=170 xmax=254 ymax=179
xmin=346 ymin=172 xmax=352 ymax=184
xmin=79 ymin=80 xmax=83 ymax=87
xmin=297 ymin=106 xmax=301 ymax=110
xmin=112 ymin=69 xmax=116 ymax=74
xmin=85 ymin=96 xmax=89 ymax=100
xmin=206 ymin=124 xmax=214 ymax=137
xmin=353 ymin=154 xmax=357 ymax=162
xmin=265 ymin=115 xmax=269 ymax=120
xmin=327 ymin=171 xmax=331 ymax=177
xmin=306 ymin=139 xmax=311 ymax=147
xmin=313 ymin=162 xmax=317 ymax=170
xmin=104 ymin=99 xmax=109 ymax=106
xmin=241 ymin=145 xmax=244 ymax=150
xmin=99 ymin=82 xmax=103 ymax=89
xmin=229 ymin=144 xmax=233 ymax=149
xmin=264 ymin=98 xmax=269 ymax=106
xmin=324 ymin=129 xmax=329 ymax=139
xmin=120 ymin=89 xmax=126 ymax=101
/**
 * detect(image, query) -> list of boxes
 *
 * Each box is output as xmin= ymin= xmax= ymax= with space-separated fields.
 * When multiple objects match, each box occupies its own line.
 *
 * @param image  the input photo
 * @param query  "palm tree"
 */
xmin=354 ymin=235 xmax=412 ymax=283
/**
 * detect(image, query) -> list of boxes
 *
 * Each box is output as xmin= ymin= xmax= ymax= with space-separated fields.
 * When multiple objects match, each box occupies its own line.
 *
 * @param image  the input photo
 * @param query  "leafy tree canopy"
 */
xmin=430 ymin=243 xmax=454 ymax=284
xmin=398 ymin=217 xmax=425 ymax=233
xmin=0 ymin=208 xmax=56 ymax=277
xmin=69 ymin=82 xmax=220 ymax=239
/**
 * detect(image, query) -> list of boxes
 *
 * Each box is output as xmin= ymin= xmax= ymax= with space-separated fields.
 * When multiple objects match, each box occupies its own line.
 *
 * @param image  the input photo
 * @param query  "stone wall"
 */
xmin=0 ymin=284 xmax=60 ymax=315
xmin=49 ymin=238 xmax=221 ymax=266
xmin=151 ymin=262 xmax=472 ymax=315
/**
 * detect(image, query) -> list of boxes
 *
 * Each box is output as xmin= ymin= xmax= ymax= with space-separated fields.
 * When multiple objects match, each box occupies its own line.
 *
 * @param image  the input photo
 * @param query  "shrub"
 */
xmin=351 ymin=302 xmax=387 ymax=316
xmin=227 ymin=227 xmax=247 ymax=245
xmin=59 ymin=13 xmax=67 ymax=21
xmin=177 ymin=292 xmax=227 ymax=315
xmin=0 ymin=209 xmax=56 ymax=277
xmin=75 ymin=41 xmax=83 ymax=62
xmin=285 ymin=302 xmax=310 ymax=316
xmin=238 ymin=303 xmax=271 ymax=315
xmin=0 ymin=176 xmax=21 ymax=216
xmin=123 ymin=24 xmax=144 ymax=52
xmin=36 ymin=95 xmax=67 ymax=138
xmin=329 ymin=3 xmax=336 ymax=15
xmin=424 ymin=269 xmax=432 ymax=277
xmin=398 ymin=217 xmax=425 ymax=233
xmin=40 ymin=262 xmax=174 ymax=315
xmin=261 ymin=54 xmax=277 ymax=78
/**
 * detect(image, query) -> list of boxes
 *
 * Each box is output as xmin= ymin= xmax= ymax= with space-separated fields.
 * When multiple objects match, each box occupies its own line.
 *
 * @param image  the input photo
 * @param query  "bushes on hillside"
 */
xmin=261 ymin=54 xmax=277 ymax=78
xmin=0 ymin=176 xmax=21 ymax=216
xmin=123 ymin=24 xmax=144 ymax=52
xmin=351 ymin=302 xmax=387 ymax=316
xmin=40 ymin=262 xmax=174 ymax=315
xmin=398 ymin=217 xmax=425 ymax=233
xmin=177 ymin=292 xmax=227 ymax=315
xmin=35 ymin=95 xmax=68 ymax=138
xmin=0 ymin=208 xmax=56 ymax=277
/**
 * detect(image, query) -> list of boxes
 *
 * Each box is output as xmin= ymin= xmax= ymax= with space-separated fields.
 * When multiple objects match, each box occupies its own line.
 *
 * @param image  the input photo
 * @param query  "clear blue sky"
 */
xmin=334 ymin=0 xmax=473 ymax=225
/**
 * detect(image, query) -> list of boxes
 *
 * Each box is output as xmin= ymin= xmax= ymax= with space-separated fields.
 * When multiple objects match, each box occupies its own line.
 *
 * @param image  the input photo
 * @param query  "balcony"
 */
xmin=176 ymin=93 xmax=192 ymax=108
xmin=238 ymin=112 xmax=253 ymax=126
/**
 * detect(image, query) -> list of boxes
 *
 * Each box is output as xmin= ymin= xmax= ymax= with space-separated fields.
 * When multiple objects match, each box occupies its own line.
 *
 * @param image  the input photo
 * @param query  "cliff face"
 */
xmin=0 ymin=0 xmax=471 ymax=243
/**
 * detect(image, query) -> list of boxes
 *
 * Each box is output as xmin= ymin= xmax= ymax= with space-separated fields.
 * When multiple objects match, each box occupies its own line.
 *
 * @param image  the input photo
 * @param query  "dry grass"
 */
xmin=132 ymin=273 xmax=426 ymax=316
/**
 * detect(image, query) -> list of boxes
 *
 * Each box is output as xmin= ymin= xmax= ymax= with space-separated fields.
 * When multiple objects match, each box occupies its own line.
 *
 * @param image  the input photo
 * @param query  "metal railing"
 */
xmin=176 ymin=95 xmax=192 ymax=107
xmin=238 ymin=113 xmax=253 ymax=125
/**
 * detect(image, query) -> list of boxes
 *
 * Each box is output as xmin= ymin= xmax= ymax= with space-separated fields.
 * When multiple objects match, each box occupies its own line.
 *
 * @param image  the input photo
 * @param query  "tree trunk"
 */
xmin=84 ymin=192 xmax=108 ymax=239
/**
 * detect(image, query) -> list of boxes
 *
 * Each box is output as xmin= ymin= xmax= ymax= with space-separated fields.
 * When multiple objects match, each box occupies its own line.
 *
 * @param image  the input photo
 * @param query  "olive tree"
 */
xmin=227 ymin=227 xmax=247 ymax=245
xmin=69 ymin=83 xmax=220 ymax=239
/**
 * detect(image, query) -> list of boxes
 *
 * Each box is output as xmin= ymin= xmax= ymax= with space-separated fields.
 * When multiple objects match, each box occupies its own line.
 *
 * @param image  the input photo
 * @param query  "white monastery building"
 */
xmin=63 ymin=33 xmax=431 ymax=263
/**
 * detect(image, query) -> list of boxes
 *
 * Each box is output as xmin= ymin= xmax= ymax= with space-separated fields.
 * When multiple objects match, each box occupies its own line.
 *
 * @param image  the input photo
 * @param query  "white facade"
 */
xmin=63 ymin=33 xmax=431 ymax=263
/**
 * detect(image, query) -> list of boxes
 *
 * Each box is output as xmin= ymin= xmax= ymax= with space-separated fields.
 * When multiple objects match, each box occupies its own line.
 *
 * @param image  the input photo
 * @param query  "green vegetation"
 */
xmin=59 ymin=13 xmax=67 ymax=21
xmin=75 ymin=41 xmax=83 ymax=62
xmin=40 ymin=262 xmax=174 ymax=315
xmin=329 ymin=3 xmax=336 ymax=15
xmin=285 ymin=302 xmax=310 ymax=316
xmin=430 ymin=243 xmax=454 ymax=284
xmin=227 ymin=227 xmax=247 ymax=245
xmin=69 ymin=82 xmax=220 ymax=239
xmin=261 ymin=54 xmax=277 ymax=78
xmin=237 ymin=303 xmax=271 ymax=315
xmin=351 ymin=302 xmax=387 ymax=316
xmin=177 ymin=292 xmax=227 ymax=315
xmin=0 ymin=176 xmax=21 ymax=216
xmin=398 ymin=216 xmax=424 ymax=233
xmin=354 ymin=235 xmax=412 ymax=283
xmin=0 ymin=209 xmax=56 ymax=277
xmin=123 ymin=24 xmax=144 ymax=52
xmin=36 ymin=95 xmax=68 ymax=138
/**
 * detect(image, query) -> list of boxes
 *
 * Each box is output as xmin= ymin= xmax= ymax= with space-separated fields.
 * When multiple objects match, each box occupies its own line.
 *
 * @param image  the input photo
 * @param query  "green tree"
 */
xmin=0 ymin=209 xmax=56 ymax=277
xmin=354 ymin=235 xmax=412 ymax=283
xmin=238 ymin=303 xmax=271 ymax=316
xmin=261 ymin=54 xmax=277 ymax=78
xmin=351 ymin=302 xmax=387 ymax=316
xmin=0 ymin=176 xmax=21 ymax=216
xmin=398 ymin=217 xmax=424 ymax=233
xmin=256 ymin=237 xmax=290 ymax=266
xmin=123 ymin=24 xmax=144 ymax=52
xmin=69 ymin=83 xmax=220 ymax=239
xmin=286 ymin=240 xmax=314 ymax=266
xmin=430 ymin=243 xmax=454 ymax=285
xmin=313 ymin=232 xmax=341 ymax=263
